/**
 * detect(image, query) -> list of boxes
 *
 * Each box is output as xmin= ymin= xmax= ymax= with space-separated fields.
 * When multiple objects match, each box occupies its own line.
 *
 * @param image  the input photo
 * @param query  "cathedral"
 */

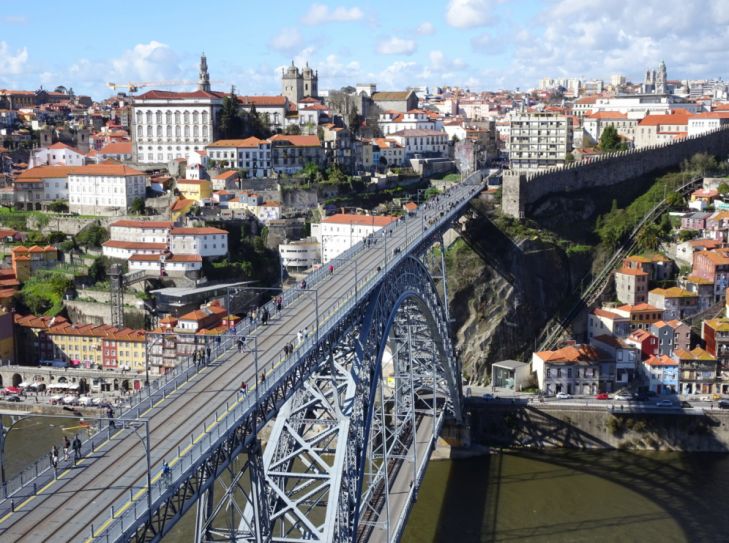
xmin=281 ymin=61 xmax=318 ymax=103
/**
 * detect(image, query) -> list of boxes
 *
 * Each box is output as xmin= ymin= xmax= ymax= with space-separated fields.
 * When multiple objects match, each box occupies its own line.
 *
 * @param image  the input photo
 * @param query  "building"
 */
xmin=388 ymin=129 xmax=449 ymax=161
xmin=673 ymin=347 xmax=717 ymax=395
xmin=625 ymin=329 xmax=658 ymax=359
xmin=128 ymin=253 xmax=203 ymax=276
xmin=14 ymin=165 xmax=72 ymax=210
xmin=582 ymin=111 xmax=637 ymax=146
xmin=279 ymin=238 xmax=321 ymax=271
xmin=692 ymin=249 xmax=729 ymax=301
xmin=615 ymin=266 xmax=648 ymax=305
xmin=507 ymin=112 xmax=572 ymax=171
xmin=531 ymin=344 xmax=610 ymax=395
xmin=370 ymin=90 xmax=418 ymax=114
xmin=378 ymin=110 xmax=440 ymax=136
xmin=176 ymin=179 xmax=213 ymax=204
xmin=652 ymin=320 xmax=691 ymax=356
xmin=611 ymin=303 xmax=664 ymax=332
xmin=647 ymin=287 xmax=700 ymax=321
xmin=702 ymin=318 xmax=729 ymax=386
xmin=67 ymin=162 xmax=147 ymax=215
xmin=238 ymin=96 xmax=290 ymax=132
xmin=211 ymin=170 xmax=240 ymax=190
xmin=29 ymin=142 xmax=86 ymax=168
xmin=490 ymin=360 xmax=531 ymax=391
xmin=205 ymin=138 xmax=271 ymax=177
xmin=590 ymin=335 xmax=639 ymax=386
xmin=269 ymin=134 xmax=323 ymax=175
xmin=132 ymin=55 xmax=222 ymax=164
xmin=642 ymin=355 xmax=679 ymax=395
xmin=588 ymin=307 xmax=631 ymax=340
xmin=281 ymin=61 xmax=318 ymax=103
xmin=95 ymin=141 xmax=133 ymax=162
xmin=634 ymin=110 xmax=693 ymax=148
xmin=622 ymin=254 xmax=674 ymax=281
xmin=169 ymin=227 xmax=228 ymax=258
xmin=312 ymin=213 xmax=398 ymax=263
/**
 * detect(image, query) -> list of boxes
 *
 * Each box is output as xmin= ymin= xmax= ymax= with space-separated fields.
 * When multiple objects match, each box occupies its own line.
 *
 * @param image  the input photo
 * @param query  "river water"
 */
xmin=6 ymin=415 xmax=729 ymax=542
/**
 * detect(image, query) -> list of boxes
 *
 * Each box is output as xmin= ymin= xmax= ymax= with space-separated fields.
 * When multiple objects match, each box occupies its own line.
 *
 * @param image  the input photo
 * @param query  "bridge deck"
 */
xmin=0 ymin=179 xmax=482 ymax=542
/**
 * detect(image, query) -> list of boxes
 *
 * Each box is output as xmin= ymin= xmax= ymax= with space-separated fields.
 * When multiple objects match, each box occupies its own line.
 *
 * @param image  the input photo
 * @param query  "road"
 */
xmin=0 ymin=179 xmax=482 ymax=542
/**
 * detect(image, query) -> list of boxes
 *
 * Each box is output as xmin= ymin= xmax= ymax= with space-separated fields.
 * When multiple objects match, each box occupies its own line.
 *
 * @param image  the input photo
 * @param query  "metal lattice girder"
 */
xmin=224 ymin=255 xmax=462 ymax=543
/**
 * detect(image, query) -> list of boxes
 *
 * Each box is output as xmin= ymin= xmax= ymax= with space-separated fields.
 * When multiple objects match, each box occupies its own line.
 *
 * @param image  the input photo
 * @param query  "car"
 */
xmin=78 ymin=396 xmax=94 ymax=406
xmin=614 ymin=392 xmax=632 ymax=401
xmin=595 ymin=393 xmax=610 ymax=400
xmin=5 ymin=395 xmax=22 ymax=402
xmin=701 ymin=395 xmax=712 ymax=402
xmin=556 ymin=392 xmax=572 ymax=399
xmin=719 ymin=400 xmax=729 ymax=409
xmin=482 ymin=393 xmax=495 ymax=400
xmin=656 ymin=400 xmax=675 ymax=407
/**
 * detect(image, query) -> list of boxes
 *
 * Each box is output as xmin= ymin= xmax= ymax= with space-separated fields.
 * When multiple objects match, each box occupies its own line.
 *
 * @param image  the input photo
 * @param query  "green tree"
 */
xmin=565 ymin=152 xmax=575 ymax=163
xmin=76 ymin=223 xmax=109 ymax=248
xmin=87 ymin=256 xmax=108 ymax=283
xmin=130 ymin=197 xmax=146 ymax=215
xmin=678 ymin=229 xmax=699 ymax=242
xmin=285 ymin=124 xmax=302 ymax=135
xmin=47 ymin=200 xmax=68 ymax=213
xmin=598 ymin=125 xmax=626 ymax=152
xmin=219 ymin=90 xmax=242 ymax=139
xmin=637 ymin=223 xmax=663 ymax=252
xmin=718 ymin=182 xmax=729 ymax=196
xmin=47 ymin=231 xmax=66 ymax=244
xmin=665 ymin=191 xmax=684 ymax=209
xmin=26 ymin=231 xmax=47 ymax=244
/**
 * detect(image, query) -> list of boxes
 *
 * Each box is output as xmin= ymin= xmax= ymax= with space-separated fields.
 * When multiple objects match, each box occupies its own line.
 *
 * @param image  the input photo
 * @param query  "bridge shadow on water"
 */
xmin=427 ymin=403 xmax=729 ymax=543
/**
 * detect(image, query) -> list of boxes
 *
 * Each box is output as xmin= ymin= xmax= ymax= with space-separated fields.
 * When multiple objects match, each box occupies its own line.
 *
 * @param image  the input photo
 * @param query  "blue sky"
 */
xmin=1 ymin=0 xmax=728 ymax=99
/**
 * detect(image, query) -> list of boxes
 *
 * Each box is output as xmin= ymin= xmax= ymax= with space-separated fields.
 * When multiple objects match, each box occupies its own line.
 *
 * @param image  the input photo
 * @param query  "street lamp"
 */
xmin=129 ymin=419 xmax=154 ymax=524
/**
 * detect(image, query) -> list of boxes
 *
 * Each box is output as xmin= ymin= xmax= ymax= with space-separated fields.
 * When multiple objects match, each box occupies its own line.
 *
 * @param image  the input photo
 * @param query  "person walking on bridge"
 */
xmin=328 ymin=264 xmax=334 ymax=276
xmin=63 ymin=436 xmax=70 ymax=461
xmin=206 ymin=346 xmax=211 ymax=364
xmin=237 ymin=337 xmax=246 ymax=353
xmin=72 ymin=435 xmax=82 ymax=465
xmin=240 ymin=381 xmax=248 ymax=395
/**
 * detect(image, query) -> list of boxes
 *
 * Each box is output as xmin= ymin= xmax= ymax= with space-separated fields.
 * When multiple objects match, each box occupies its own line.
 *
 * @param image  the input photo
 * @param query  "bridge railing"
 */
xmin=96 ymin=174 xmax=485 ymax=542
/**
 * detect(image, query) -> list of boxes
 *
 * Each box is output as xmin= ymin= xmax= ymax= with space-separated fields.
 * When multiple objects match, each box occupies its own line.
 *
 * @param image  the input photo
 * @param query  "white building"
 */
xmin=687 ymin=112 xmax=729 ymax=137
xmin=508 ymin=112 xmax=572 ymax=171
xmin=108 ymin=219 xmax=172 ymax=243
xmin=29 ymin=142 xmax=86 ymax=168
xmin=102 ymin=240 xmax=168 ymax=260
xmin=378 ymin=110 xmax=440 ymax=136
xmin=67 ymin=162 xmax=147 ymax=215
xmin=583 ymin=94 xmax=702 ymax=118
xmin=279 ymin=238 xmax=321 ymax=270
xmin=205 ymin=138 xmax=272 ymax=177
xmin=582 ymin=112 xmax=638 ymax=145
xmin=253 ymin=201 xmax=282 ymax=224
xmin=169 ymin=227 xmax=228 ymax=258
xmin=372 ymin=138 xmax=405 ymax=167
xmin=312 ymin=213 xmax=397 ymax=263
xmin=128 ymin=253 xmax=203 ymax=275
xmin=238 ymin=95 xmax=289 ymax=132
xmin=95 ymin=142 xmax=132 ymax=162
xmin=14 ymin=165 xmax=71 ymax=207
xmin=388 ymin=129 xmax=448 ymax=160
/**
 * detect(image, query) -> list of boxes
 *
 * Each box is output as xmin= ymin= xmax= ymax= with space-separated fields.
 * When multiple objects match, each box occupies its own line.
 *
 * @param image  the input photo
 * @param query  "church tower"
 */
xmin=281 ymin=61 xmax=303 ymax=103
xmin=198 ymin=53 xmax=211 ymax=92
xmin=656 ymin=60 xmax=667 ymax=95
xmin=302 ymin=62 xmax=318 ymax=98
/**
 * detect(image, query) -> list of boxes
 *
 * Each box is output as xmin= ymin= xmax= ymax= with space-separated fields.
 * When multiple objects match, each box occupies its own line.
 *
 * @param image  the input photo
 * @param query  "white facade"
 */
xmin=67 ymin=164 xmax=147 ymax=215
xmin=169 ymin=227 xmax=228 ymax=258
xmin=205 ymin=138 xmax=272 ymax=178
xmin=586 ymin=95 xmax=702 ymax=117
xmin=388 ymin=130 xmax=448 ymax=159
xmin=29 ymin=143 xmax=86 ymax=168
xmin=132 ymin=90 xmax=222 ymax=164
xmin=253 ymin=202 xmax=281 ymax=224
xmin=687 ymin=114 xmax=729 ymax=137
xmin=279 ymin=239 xmax=321 ymax=270
xmin=379 ymin=110 xmax=440 ymax=136
xmin=313 ymin=214 xmax=397 ymax=263
xmin=43 ymin=174 xmax=69 ymax=201
xmin=102 ymin=240 xmax=167 ymax=260
xmin=108 ymin=220 xmax=172 ymax=243
xmin=508 ymin=112 xmax=572 ymax=171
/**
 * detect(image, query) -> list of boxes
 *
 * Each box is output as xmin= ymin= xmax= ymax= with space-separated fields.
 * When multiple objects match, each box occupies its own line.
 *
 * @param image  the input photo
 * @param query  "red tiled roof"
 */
xmin=322 ymin=214 xmax=397 ymax=227
xmin=238 ymin=95 xmax=287 ymax=107
xmin=638 ymin=110 xmax=694 ymax=126
xmin=70 ymin=161 xmax=145 ymax=177
xmin=207 ymin=137 xmax=267 ymax=148
xmin=269 ymin=134 xmax=321 ymax=147
xmin=102 ymin=240 xmax=168 ymax=250
xmin=110 ymin=220 xmax=172 ymax=229
xmin=48 ymin=142 xmax=83 ymax=153
xmin=170 ymin=227 xmax=228 ymax=236
xmin=98 ymin=141 xmax=132 ymax=155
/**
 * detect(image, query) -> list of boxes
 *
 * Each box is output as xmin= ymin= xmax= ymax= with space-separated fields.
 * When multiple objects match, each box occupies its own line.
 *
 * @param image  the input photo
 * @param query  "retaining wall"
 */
xmin=503 ymin=126 xmax=729 ymax=218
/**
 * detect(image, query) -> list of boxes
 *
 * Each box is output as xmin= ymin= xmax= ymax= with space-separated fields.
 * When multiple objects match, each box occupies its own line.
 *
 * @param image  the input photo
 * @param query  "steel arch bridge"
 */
xmin=0 ymin=173 xmax=483 ymax=543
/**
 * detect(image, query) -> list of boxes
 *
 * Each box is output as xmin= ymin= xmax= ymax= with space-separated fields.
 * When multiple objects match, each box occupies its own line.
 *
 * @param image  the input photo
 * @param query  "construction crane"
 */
xmin=106 ymin=80 xmax=224 ymax=94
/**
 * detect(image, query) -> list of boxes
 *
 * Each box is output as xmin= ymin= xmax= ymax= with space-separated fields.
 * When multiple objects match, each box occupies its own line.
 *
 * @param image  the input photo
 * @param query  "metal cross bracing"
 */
xmin=0 ymin=172 xmax=484 ymax=543
xmin=197 ymin=255 xmax=462 ymax=543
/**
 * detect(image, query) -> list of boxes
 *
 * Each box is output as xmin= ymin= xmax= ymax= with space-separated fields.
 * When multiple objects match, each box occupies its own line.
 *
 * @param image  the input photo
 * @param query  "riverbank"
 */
xmin=463 ymin=401 xmax=729 ymax=452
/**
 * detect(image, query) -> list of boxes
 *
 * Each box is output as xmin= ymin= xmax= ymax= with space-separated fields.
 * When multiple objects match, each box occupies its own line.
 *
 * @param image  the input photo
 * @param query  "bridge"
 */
xmin=0 ymin=172 xmax=485 ymax=543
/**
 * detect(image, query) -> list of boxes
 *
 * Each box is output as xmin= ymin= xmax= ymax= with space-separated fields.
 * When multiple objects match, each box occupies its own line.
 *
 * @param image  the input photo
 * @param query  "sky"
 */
xmin=1 ymin=0 xmax=728 ymax=100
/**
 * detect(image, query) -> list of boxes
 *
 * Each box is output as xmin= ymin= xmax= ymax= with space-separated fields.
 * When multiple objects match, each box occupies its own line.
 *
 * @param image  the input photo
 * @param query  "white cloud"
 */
xmin=377 ymin=37 xmax=416 ymax=55
xmin=1 ymin=15 xmax=27 ymax=25
xmin=446 ymin=0 xmax=498 ymax=29
xmin=270 ymin=28 xmax=303 ymax=52
xmin=109 ymin=41 xmax=182 ymax=82
xmin=0 ymin=42 xmax=29 ymax=75
xmin=416 ymin=21 xmax=435 ymax=35
xmin=302 ymin=4 xmax=364 ymax=25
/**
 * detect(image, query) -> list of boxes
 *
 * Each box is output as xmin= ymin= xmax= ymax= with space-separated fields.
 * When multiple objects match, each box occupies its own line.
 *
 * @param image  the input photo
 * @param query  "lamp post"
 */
xmin=130 ymin=419 xmax=153 ymax=523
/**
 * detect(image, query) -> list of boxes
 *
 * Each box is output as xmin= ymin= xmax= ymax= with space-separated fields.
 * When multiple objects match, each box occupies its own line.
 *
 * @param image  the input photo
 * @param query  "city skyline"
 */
xmin=1 ymin=0 xmax=728 ymax=99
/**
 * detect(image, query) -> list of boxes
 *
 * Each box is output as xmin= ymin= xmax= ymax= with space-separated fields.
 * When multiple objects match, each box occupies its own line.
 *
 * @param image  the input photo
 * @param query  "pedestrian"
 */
xmin=107 ymin=406 xmax=115 ymax=429
xmin=63 ymin=436 xmax=70 ymax=461
xmin=260 ymin=371 xmax=266 ymax=384
xmin=206 ymin=346 xmax=211 ymax=363
xmin=297 ymin=330 xmax=303 ymax=344
xmin=328 ymin=264 xmax=334 ymax=276
xmin=50 ymin=449 xmax=58 ymax=471
xmin=238 ymin=337 xmax=245 ymax=352
xmin=72 ymin=435 xmax=82 ymax=465
xmin=303 ymin=326 xmax=309 ymax=339
xmin=240 ymin=381 xmax=248 ymax=395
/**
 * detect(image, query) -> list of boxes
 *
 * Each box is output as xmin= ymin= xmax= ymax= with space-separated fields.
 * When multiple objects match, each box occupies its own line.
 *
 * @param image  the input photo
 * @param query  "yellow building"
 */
xmin=176 ymin=179 xmax=212 ymax=204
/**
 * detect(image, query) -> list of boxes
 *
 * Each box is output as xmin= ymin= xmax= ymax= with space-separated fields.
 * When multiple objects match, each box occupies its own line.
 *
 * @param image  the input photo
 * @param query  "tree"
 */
xmin=130 ymin=197 xmax=146 ymax=215
xmin=219 ymin=90 xmax=242 ymax=139
xmin=678 ymin=229 xmax=699 ymax=242
xmin=598 ymin=125 xmax=626 ymax=152
xmin=47 ymin=231 xmax=66 ymax=244
xmin=26 ymin=231 xmax=47 ymax=244
xmin=47 ymin=200 xmax=68 ymax=213
xmin=285 ymin=124 xmax=302 ymax=135
xmin=565 ymin=152 xmax=575 ymax=163
xmin=665 ymin=191 xmax=684 ymax=209
xmin=718 ymin=182 xmax=729 ymax=196
xmin=76 ymin=223 xmax=109 ymax=248
xmin=348 ymin=111 xmax=361 ymax=135
xmin=637 ymin=223 xmax=663 ymax=252
xmin=87 ymin=256 xmax=108 ymax=283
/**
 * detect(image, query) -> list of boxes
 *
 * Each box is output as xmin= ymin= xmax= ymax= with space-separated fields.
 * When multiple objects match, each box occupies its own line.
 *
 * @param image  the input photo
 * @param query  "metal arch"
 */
xmin=223 ymin=254 xmax=461 ymax=543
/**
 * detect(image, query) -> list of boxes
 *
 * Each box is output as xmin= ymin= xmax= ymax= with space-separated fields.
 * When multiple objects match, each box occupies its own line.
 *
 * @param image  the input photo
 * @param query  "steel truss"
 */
xmin=193 ymin=254 xmax=462 ymax=543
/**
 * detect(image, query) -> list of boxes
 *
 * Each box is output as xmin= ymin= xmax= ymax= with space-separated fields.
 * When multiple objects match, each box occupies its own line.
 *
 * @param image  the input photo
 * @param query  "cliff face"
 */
xmin=447 ymin=204 xmax=590 ymax=383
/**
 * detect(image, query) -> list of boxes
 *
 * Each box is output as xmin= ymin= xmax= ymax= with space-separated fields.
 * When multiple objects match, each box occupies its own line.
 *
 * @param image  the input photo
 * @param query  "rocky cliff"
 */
xmin=447 ymin=200 xmax=591 ymax=383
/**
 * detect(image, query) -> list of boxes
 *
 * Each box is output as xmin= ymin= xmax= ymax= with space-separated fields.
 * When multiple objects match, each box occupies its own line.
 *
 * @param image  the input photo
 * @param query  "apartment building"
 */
xmin=507 ymin=112 xmax=572 ymax=171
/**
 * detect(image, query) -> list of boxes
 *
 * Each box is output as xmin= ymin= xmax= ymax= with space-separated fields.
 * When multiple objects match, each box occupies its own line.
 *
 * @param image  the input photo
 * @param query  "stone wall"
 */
xmin=503 ymin=126 xmax=729 ymax=218
xmin=65 ymin=300 xmax=145 ymax=326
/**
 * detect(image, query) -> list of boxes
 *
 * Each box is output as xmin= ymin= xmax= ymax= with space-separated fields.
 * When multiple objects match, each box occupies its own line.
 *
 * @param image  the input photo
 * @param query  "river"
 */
xmin=5 ymin=415 xmax=729 ymax=542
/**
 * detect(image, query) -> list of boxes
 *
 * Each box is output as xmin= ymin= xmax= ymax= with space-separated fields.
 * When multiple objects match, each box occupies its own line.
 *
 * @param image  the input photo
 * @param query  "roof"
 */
xmin=207 ymin=137 xmax=267 ymax=148
xmin=170 ymin=227 xmax=228 ymax=236
xmin=321 ymin=214 xmax=398 ymax=227
xmin=491 ymin=359 xmax=528 ymax=370
xmin=574 ymin=96 xmax=599 ymax=104
xmin=616 ymin=266 xmax=647 ymax=276
xmin=592 ymin=334 xmax=631 ymax=349
xmin=179 ymin=302 xmax=227 ymax=322
xmin=685 ymin=275 xmax=714 ymax=285
xmin=534 ymin=344 xmax=605 ymax=364
xmin=69 ymin=162 xmax=145 ymax=177
xmin=371 ymin=91 xmax=415 ymax=101
xmin=638 ymin=110 xmax=694 ymax=126
xmin=653 ymin=319 xmax=686 ymax=330
xmin=99 ymin=141 xmax=132 ymax=155
xmin=592 ymin=307 xmax=624 ymax=320
xmin=135 ymin=89 xmax=224 ymax=100
xmin=48 ymin=142 xmax=83 ymax=154
xmin=616 ymin=303 xmax=662 ymax=313
xmin=110 ymin=220 xmax=172 ymax=229
xmin=176 ymin=179 xmax=211 ymax=186
xmin=674 ymin=347 xmax=716 ymax=361
xmin=14 ymin=314 xmax=68 ymax=329
xmin=170 ymin=198 xmax=194 ymax=212
xmin=102 ymin=240 xmax=168 ymax=251
xmin=649 ymin=287 xmax=697 ymax=298
xmin=237 ymin=95 xmax=287 ymax=107
xmin=213 ymin=170 xmax=240 ymax=180
xmin=644 ymin=354 xmax=678 ymax=367
xmin=269 ymin=134 xmax=321 ymax=147
xmin=16 ymin=165 xmax=77 ymax=181
xmin=704 ymin=318 xmax=729 ymax=333
xmin=628 ymin=329 xmax=655 ymax=341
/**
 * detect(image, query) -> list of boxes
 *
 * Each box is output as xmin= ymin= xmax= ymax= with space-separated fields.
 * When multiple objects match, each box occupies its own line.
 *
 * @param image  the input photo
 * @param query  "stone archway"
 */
xmin=79 ymin=378 xmax=89 ymax=394
xmin=11 ymin=373 xmax=21 ymax=387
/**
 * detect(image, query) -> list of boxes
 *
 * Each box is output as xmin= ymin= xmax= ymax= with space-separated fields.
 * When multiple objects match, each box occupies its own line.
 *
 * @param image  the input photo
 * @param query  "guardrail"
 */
xmin=96 ymin=174 xmax=485 ymax=542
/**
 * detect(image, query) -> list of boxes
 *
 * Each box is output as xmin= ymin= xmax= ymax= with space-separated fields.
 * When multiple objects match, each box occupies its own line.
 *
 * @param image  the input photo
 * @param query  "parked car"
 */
xmin=62 ymin=395 xmax=78 ymax=406
xmin=701 ymin=395 xmax=712 ymax=402
xmin=78 ymin=396 xmax=94 ymax=406
xmin=656 ymin=400 xmax=675 ymax=407
xmin=614 ymin=392 xmax=632 ymax=401
xmin=482 ymin=393 xmax=495 ymax=400
xmin=49 ymin=394 xmax=64 ymax=405
xmin=718 ymin=400 xmax=729 ymax=409
xmin=556 ymin=392 xmax=572 ymax=400
xmin=5 ymin=395 xmax=22 ymax=402
xmin=595 ymin=393 xmax=610 ymax=400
